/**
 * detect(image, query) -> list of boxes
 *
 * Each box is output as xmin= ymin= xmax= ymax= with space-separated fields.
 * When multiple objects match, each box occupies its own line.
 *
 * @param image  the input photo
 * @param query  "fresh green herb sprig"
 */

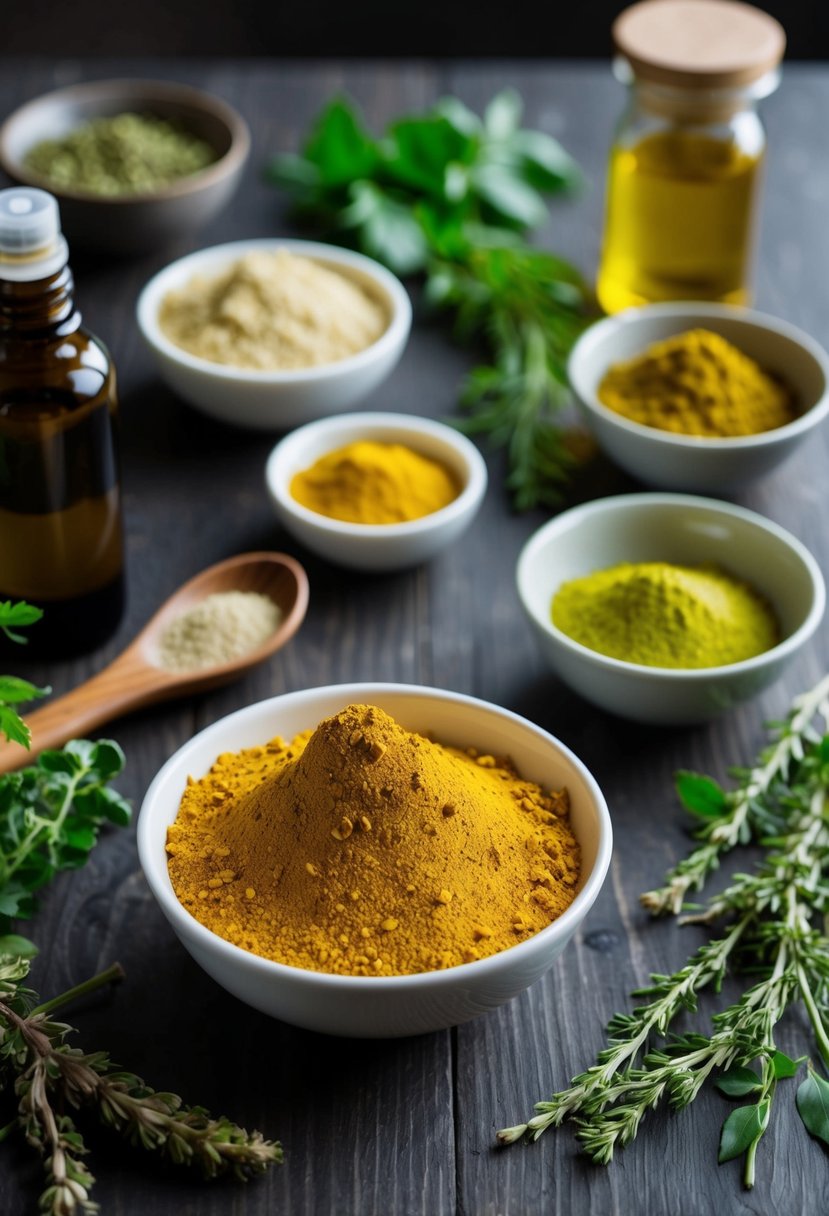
xmin=268 ymin=91 xmax=594 ymax=508
xmin=0 ymin=951 xmax=281 ymax=1214
xmin=498 ymin=673 xmax=829 ymax=1189
xmin=0 ymin=739 xmax=131 ymax=932
xmin=0 ymin=601 xmax=49 ymax=749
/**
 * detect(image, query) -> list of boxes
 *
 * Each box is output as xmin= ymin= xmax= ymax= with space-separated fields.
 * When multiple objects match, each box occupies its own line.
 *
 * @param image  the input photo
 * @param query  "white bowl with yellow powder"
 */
xmin=265 ymin=412 xmax=488 ymax=570
xmin=568 ymin=303 xmax=829 ymax=493
xmin=137 ymin=683 xmax=612 ymax=1038
xmin=136 ymin=239 xmax=412 ymax=430
xmin=516 ymin=493 xmax=825 ymax=725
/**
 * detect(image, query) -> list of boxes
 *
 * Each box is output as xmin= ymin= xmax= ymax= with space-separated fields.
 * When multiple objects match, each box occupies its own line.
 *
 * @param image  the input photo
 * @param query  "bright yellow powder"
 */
xmin=551 ymin=561 xmax=779 ymax=669
xmin=290 ymin=441 xmax=460 ymax=524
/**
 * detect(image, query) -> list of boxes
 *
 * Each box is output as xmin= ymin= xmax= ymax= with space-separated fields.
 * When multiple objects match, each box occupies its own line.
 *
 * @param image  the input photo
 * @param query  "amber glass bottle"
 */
xmin=0 ymin=188 xmax=124 ymax=656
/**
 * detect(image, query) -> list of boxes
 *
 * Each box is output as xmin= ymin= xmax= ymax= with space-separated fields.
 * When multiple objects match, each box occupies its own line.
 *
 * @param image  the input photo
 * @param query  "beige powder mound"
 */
xmin=159 ymin=249 xmax=389 ymax=371
xmin=158 ymin=591 xmax=281 ymax=671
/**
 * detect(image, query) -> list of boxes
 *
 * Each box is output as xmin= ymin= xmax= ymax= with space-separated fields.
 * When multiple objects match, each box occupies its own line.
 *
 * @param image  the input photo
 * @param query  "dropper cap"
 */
xmin=0 ymin=187 xmax=69 ymax=281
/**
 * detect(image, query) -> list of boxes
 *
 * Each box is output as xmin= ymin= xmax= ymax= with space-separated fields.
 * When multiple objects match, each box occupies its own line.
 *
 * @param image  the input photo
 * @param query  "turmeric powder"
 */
xmin=290 ymin=441 xmax=460 ymax=524
xmin=597 ymin=329 xmax=796 ymax=437
xmin=552 ymin=561 xmax=779 ymax=668
xmin=166 ymin=704 xmax=580 ymax=976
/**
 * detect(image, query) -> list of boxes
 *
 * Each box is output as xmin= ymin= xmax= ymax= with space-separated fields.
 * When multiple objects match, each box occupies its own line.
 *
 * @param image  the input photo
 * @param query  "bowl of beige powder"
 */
xmin=136 ymin=239 xmax=412 ymax=430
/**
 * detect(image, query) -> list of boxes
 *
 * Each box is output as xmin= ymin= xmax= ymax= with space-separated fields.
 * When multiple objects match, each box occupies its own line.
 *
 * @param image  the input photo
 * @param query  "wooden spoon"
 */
xmin=0 ymin=551 xmax=310 ymax=773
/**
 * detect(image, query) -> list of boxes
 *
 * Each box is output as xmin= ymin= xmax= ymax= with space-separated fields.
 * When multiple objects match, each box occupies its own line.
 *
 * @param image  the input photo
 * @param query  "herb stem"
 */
xmin=31 ymin=962 xmax=125 ymax=1017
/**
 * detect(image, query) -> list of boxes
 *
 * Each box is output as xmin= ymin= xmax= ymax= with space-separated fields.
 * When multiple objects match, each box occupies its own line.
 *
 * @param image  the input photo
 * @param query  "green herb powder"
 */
xmin=24 ymin=112 xmax=217 ymax=196
xmin=551 ymin=561 xmax=779 ymax=669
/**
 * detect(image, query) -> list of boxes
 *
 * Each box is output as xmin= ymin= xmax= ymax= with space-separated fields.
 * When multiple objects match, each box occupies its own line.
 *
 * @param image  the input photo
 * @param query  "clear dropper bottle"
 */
xmin=0 ymin=187 xmax=125 ymax=656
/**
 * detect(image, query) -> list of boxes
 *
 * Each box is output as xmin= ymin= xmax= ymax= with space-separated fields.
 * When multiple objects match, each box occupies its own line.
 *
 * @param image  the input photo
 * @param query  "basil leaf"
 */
xmin=470 ymin=164 xmax=548 ymax=229
xmin=342 ymin=182 xmax=428 ymax=275
xmin=388 ymin=116 xmax=474 ymax=197
xmin=718 ymin=1101 xmax=770 ymax=1163
xmin=304 ymin=98 xmax=378 ymax=186
xmin=797 ymin=1070 xmax=829 ymax=1145
xmin=509 ymin=129 xmax=582 ymax=191
xmin=484 ymin=89 xmax=522 ymax=140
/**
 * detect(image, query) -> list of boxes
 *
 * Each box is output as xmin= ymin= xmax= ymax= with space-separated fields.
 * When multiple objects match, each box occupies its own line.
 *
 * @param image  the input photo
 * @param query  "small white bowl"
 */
xmin=265 ymin=412 xmax=488 ymax=571
xmin=516 ymin=493 xmax=825 ymax=725
xmin=568 ymin=303 xmax=829 ymax=493
xmin=137 ymin=683 xmax=612 ymax=1038
xmin=136 ymin=239 xmax=412 ymax=430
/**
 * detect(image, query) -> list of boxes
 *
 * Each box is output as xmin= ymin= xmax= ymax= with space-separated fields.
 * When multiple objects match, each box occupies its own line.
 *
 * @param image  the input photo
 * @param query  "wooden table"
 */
xmin=2 ymin=58 xmax=828 ymax=1216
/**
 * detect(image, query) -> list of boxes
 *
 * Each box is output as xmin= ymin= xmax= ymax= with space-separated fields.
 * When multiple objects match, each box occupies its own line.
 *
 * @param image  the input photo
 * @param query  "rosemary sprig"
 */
xmin=498 ymin=675 xmax=829 ymax=1190
xmin=0 ymin=954 xmax=281 ymax=1213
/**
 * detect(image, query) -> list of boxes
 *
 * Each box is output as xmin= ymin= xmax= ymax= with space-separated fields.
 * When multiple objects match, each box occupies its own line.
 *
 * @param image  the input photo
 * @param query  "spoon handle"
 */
xmin=0 ymin=650 xmax=169 ymax=773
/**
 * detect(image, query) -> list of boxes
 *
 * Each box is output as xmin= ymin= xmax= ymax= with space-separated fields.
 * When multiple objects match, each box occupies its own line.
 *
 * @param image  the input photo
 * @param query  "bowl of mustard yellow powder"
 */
xmin=0 ymin=79 xmax=250 ymax=253
xmin=516 ymin=492 xmax=825 ymax=725
xmin=136 ymin=239 xmax=412 ymax=430
xmin=137 ymin=683 xmax=612 ymax=1037
xmin=265 ymin=411 xmax=487 ymax=570
xmin=568 ymin=302 xmax=829 ymax=493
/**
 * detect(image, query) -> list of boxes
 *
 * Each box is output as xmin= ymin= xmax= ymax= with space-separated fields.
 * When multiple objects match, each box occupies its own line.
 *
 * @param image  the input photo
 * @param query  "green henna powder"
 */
xmin=551 ymin=561 xmax=779 ymax=669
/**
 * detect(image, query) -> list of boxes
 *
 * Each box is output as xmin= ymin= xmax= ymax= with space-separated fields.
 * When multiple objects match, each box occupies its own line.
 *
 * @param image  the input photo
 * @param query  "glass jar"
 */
xmin=0 ymin=188 xmax=125 ymax=656
xmin=596 ymin=0 xmax=785 ymax=315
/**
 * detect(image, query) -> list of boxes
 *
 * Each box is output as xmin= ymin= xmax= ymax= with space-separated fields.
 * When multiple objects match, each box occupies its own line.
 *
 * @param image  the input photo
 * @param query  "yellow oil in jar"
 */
xmin=596 ymin=130 xmax=762 ymax=314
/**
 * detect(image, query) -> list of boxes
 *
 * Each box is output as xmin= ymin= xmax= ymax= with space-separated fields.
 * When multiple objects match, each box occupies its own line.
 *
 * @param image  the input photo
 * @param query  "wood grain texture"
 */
xmin=1 ymin=58 xmax=829 ymax=1216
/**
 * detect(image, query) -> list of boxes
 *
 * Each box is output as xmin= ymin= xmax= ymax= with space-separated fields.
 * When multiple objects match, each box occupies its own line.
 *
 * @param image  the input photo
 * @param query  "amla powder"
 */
xmin=159 ymin=249 xmax=388 ymax=371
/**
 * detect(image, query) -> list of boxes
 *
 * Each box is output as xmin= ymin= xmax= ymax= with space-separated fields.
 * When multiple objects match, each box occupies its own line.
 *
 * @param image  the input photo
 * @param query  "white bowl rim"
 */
xmin=0 ymin=77 xmax=251 ymax=205
xmin=137 ymin=682 xmax=613 ymax=990
xmin=516 ymin=491 xmax=826 ymax=680
xmin=568 ymin=301 xmax=829 ymax=450
xmin=265 ymin=411 xmax=489 ymax=538
xmin=135 ymin=238 xmax=412 ymax=382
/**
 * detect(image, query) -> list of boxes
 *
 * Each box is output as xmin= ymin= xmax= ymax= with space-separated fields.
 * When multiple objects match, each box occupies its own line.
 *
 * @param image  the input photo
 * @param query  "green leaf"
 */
xmin=0 ymin=933 xmax=38 ymax=958
xmin=304 ymin=97 xmax=378 ymax=186
xmin=470 ymin=164 xmax=548 ymax=229
xmin=387 ymin=115 xmax=474 ymax=197
xmin=484 ymin=90 xmax=522 ymax=140
xmin=0 ymin=706 xmax=30 ymax=749
xmin=0 ymin=676 xmax=49 ymax=705
xmin=342 ymin=182 xmax=428 ymax=275
xmin=89 ymin=740 xmax=126 ymax=782
xmin=509 ymin=129 xmax=582 ymax=192
xmin=676 ymin=771 xmax=728 ymax=820
xmin=433 ymin=96 xmax=481 ymax=140
xmin=38 ymin=748 xmax=83 ymax=775
xmin=266 ymin=152 xmax=320 ymax=191
xmin=770 ymin=1050 xmax=800 ymax=1079
xmin=797 ymin=1070 xmax=829 ymax=1145
xmin=0 ymin=600 xmax=43 ymax=629
xmin=718 ymin=1102 xmax=770 ymax=1163
xmin=716 ymin=1065 xmax=762 ymax=1097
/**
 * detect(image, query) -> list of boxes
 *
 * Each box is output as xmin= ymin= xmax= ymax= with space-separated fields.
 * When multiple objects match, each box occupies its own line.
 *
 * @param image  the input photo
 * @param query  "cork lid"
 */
xmin=613 ymin=0 xmax=786 ymax=89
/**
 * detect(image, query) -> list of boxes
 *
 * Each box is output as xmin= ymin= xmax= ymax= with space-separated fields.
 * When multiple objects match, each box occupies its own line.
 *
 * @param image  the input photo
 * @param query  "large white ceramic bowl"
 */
xmin=265 ymin=412 xmax=488 ymax=571
xmin=136 ymin=239 xmax=412 ymax=430
xmin=137 ymin=683 xmax=612 ymax=1038
xmin=568 ymin=303 xmax=829 ymax=493
xmin=516 ymin=494 xmax=825 ymax=725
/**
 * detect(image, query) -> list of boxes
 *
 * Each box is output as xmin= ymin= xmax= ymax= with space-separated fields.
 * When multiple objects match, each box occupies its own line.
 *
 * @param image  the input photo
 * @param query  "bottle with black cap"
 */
xmin=0 ymin=186 xmax=124 ymax=655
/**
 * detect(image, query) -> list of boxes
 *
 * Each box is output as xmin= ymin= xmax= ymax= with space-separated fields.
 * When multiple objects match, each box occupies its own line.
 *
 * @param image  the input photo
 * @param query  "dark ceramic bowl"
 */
xmin=0 ymin=78 xmax=250 ymax=254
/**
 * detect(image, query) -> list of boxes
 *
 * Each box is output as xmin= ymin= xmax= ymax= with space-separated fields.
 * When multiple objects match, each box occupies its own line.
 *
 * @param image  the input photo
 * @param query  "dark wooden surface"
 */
xmin=2 ymin=59 xmax=829 ymax=1216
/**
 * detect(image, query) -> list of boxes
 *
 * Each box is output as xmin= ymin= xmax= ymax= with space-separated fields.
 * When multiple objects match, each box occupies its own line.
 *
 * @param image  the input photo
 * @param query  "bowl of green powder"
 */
xmin=0 ymin=79 xmax=250 ymax=253
xmin=516 ymin=493 xmax=825 ymax=725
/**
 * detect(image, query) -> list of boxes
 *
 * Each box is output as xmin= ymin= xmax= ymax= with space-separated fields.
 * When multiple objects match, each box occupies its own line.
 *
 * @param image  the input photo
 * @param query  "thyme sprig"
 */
xmin=498 ymin=674 xmax=829 ymax=1189
xmin=0 ymin=953 xmax=282 ymax=1213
